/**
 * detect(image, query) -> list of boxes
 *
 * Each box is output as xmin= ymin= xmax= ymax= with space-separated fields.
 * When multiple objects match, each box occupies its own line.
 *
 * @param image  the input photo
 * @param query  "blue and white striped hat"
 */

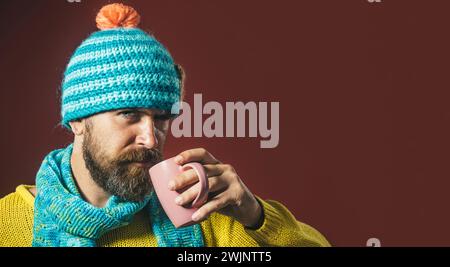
xmin=60 ymin=3 xmax=181 ymax=129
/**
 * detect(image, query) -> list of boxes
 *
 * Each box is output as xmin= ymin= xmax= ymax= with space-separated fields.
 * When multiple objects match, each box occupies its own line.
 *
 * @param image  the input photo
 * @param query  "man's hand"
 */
xmin=167 ymin=148 xmax=264 ymax=229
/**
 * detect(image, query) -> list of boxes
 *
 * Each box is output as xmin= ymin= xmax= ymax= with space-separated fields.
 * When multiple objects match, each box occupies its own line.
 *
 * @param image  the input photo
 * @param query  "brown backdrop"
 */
xmin=1 ymin=0 xmax=450 ymax=246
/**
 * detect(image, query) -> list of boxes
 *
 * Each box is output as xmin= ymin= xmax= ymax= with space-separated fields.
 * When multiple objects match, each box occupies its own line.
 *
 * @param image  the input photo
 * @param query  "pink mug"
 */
xmin=149 ymin=157 xmax=209 ymax=228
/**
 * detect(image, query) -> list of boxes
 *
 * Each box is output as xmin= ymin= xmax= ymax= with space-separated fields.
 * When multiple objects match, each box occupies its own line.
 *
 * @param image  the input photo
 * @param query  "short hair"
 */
xmin=175 ymin=64 xmax=186 ymax=101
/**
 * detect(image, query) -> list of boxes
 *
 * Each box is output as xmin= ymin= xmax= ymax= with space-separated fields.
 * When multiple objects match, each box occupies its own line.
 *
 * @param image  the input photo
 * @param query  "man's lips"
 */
xmin=121 ymin=158 xmax=160 ymax=168
xmin=130 ymin=161 xmax=153 ymax=167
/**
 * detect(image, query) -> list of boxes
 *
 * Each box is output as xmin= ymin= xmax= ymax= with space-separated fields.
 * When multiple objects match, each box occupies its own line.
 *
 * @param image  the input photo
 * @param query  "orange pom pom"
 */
xmin=96 ymin=3 xmax=140 ymax=30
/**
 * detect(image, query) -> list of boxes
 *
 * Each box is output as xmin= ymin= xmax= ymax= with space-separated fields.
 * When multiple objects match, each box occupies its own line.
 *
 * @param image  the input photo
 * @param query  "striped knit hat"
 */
xmin=61 ymin=3 xmax=181 ymax=129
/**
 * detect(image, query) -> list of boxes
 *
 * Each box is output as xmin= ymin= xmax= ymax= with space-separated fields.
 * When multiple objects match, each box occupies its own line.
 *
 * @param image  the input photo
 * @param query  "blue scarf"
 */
xmin=32 ymin=144 xmax=204 ymax=247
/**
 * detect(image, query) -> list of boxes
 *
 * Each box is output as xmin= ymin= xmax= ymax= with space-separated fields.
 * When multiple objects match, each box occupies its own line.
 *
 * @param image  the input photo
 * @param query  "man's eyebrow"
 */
xmin=156 ymin=110 xmax=170 ymax=115
xmin=135 ymin=109 xmax=171 ymax=116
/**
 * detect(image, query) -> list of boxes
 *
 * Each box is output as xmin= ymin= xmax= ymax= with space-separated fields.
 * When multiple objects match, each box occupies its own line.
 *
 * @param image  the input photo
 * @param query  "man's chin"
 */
xmin=105 ymin=176 xmax=153 ymax=202
xmin=130 ymin=162 xmax=153 ymax=168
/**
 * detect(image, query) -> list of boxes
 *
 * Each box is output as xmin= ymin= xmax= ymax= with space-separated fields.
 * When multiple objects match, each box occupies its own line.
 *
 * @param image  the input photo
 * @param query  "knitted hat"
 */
xmin=60 ymin=3 xmax=181 ymax=129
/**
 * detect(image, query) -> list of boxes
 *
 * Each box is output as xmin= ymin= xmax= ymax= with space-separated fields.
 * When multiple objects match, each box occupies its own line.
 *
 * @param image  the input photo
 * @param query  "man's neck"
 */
xmin=70 ymin=142 xmax=111 ymax=208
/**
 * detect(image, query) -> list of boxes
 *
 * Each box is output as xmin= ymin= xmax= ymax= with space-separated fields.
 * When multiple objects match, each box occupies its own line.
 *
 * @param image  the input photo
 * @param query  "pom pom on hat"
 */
xmin=96 ymin=3 xmax=140 ymax=30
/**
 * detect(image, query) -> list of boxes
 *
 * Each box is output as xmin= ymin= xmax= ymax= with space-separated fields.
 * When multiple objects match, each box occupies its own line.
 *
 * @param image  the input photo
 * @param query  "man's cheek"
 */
xmin=156 ymin=131 xmax=167 ymax=148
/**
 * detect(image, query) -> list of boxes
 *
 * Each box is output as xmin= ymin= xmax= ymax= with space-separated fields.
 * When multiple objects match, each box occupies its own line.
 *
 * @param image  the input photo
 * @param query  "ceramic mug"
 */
xmin=149 ymin=157 xmax=209 ymax=228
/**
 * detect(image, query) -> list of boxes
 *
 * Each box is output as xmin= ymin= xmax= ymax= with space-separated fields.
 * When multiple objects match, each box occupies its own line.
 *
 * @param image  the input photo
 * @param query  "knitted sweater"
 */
xmin=0 ymin=185 xmax=330 ymax=247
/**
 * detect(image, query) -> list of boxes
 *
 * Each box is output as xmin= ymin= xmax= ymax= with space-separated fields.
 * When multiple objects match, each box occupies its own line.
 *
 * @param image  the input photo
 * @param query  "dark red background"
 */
xmin=1 ymin=0 xmax=450 ymax=246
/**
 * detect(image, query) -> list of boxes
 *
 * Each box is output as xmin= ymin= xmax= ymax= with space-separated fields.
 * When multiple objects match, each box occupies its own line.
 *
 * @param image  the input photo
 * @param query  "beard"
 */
xmin=82 ymin=123 xmax=163 ymax=202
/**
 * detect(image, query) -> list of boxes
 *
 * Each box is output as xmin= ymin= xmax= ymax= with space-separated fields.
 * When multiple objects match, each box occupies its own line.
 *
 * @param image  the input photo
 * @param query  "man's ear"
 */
xmin=175 ymin=63 xmax=186 ymax=102
xmin=69 ymin=119 xmax=85 ymax=136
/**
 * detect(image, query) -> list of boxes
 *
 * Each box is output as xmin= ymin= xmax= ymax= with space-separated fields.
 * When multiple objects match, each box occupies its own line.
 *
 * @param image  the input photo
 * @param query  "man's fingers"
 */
xmin=191 ymin=192 xmax=231 ymax=222
xmin=174 ymin=176 xmax=227 ymax=206
xmin=175 ymin=148 xmax=220 ymax=165
xmin=168 ymin=164 xmax=224 ymax=191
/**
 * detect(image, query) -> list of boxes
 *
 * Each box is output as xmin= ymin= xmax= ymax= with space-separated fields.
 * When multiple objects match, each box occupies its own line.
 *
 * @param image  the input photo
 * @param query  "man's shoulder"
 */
xmin=0 ymin=191 xmax=24 ymax=210
xmin=0 ymin=185 xmax=34 ymax=220
xmin=0 ymin=185 xmax=35 ymax=208
xmin=0 ymin=185 xmax=34 ymax=247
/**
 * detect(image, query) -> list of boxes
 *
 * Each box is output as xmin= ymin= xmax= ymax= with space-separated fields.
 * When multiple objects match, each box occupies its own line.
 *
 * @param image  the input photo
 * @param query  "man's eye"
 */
xmin=120 ymin=111 xmax=139 ymax=119
xmin=154 ymin=114 xmax=173 ymax=121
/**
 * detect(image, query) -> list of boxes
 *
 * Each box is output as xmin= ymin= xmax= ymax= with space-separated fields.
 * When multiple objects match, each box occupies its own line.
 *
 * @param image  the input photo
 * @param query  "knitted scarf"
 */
xmin=32 ymin=144 xmax=204 ymax=247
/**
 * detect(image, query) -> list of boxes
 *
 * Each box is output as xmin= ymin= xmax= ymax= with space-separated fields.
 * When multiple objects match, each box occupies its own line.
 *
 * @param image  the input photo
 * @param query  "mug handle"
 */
xmin=181 ymin=162 xmax=209 ymax=208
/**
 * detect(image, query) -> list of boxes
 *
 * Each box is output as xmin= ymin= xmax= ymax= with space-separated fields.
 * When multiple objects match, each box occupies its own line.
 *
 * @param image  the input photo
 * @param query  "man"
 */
xmin=0 ymin=3 xmax=330 ymax=247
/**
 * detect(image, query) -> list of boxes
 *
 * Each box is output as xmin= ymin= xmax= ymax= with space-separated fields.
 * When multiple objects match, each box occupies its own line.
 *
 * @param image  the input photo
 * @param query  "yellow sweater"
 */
xmin=0 ymin=185 xmax=330 ymax=247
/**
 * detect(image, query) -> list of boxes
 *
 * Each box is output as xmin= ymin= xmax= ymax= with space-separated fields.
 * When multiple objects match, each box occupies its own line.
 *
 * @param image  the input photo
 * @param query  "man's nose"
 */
xmin=135 ymin=117 xmax=158 ymax=149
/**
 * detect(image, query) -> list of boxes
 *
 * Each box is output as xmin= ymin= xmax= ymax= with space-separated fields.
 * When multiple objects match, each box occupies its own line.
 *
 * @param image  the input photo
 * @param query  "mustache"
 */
xmin=114 ymin=148 xmax=163 ymax=165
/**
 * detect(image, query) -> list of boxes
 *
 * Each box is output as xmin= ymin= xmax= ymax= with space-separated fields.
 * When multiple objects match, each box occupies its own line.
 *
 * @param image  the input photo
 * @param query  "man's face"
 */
xmin=81 ymin=108 xmax=172 ymax=202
